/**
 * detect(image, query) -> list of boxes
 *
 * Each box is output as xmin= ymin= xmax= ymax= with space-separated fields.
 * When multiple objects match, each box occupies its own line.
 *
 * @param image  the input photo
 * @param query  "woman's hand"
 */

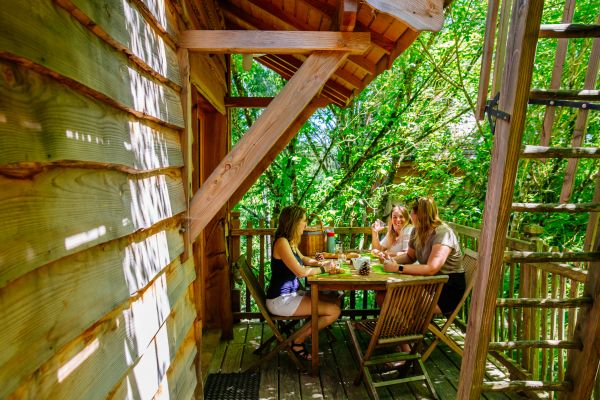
xmin=383 ymin=258 xmax=399 ymax=272
xmin=321 ymin=260 xmax=335 ymax=272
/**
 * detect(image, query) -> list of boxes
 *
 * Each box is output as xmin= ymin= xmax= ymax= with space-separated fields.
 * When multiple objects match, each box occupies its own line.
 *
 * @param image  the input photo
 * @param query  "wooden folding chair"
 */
xmin=422 ymin=248 xmax=478 ymax=361
xmin=346 ymin=275 xmax=448 ymax=400
xmin=235 ymin=256 xmax=311 ymax=372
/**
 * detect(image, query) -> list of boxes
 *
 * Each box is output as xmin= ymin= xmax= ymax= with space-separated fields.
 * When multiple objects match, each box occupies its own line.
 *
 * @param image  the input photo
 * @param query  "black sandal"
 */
xmin=291 ymin=342 xmax=312 ymax=361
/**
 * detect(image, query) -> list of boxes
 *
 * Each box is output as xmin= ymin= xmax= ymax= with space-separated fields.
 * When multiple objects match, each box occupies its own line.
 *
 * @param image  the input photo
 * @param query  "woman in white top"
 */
xmin=371 ymin=204 xmax=413 ymax=258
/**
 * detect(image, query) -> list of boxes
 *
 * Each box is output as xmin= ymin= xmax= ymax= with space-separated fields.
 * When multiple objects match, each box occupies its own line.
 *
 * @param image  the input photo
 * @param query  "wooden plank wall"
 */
xmin=0 ymin=0 xmax=226 ymax=398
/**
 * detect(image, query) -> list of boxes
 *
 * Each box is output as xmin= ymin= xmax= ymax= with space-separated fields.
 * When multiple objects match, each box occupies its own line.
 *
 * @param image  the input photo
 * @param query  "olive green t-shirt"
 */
xmin=410 ymin=224 xmax=463 ymax=274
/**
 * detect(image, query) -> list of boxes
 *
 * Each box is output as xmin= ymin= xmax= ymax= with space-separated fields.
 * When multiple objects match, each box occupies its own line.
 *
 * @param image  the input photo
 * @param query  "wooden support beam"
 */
xmin=521 ymin=145 xmax=600 ymax=158
xmin=225 ymin=96 xmax=273 ymax=108
xmin=539 ymin=23 xmax=600 ymax=38
xmin=338 ymin=0 xmax=357 ymax=31
xmin=188 ymin=51 xmax=348 ymax=240
xmin=511 ymin=202 xmax=600 ymax=213
xmin=180 ymin=30 xmax=370 ymax=54
xmin=362 ymin=0 xmax=444 ymax=31
xmin=457 ymin=1 xmax=544 ymax=398
xmin=504 ymin=251 xmax=600 ymax=263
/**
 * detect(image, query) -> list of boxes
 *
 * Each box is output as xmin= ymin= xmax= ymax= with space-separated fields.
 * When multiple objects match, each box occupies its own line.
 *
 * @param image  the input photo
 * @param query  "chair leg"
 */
xmin=418 ymin=358 xmax=439 ymax=400
xmin=421 ymin=337 xmax=439 ymax=362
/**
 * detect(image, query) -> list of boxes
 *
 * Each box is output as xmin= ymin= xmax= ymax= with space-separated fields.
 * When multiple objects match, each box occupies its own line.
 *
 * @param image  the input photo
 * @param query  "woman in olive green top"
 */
xmin=383 ymin=197 xmax=465 ymax=315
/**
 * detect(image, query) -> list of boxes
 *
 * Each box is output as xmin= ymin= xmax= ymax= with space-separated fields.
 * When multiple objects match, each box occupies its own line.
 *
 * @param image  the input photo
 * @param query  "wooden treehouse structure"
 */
xmin=0 ymin=0 xmax=598 ymax=399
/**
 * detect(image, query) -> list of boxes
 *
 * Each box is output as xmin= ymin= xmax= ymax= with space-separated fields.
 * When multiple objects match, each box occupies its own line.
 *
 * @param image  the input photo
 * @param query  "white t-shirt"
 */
xmin=380 ymin=225 xmax=413 ymax=252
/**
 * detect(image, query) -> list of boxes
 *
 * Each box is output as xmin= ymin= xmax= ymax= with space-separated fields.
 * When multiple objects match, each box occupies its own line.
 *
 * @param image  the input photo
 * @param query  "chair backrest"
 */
xmin=442 ymin=248 xmax=478 ymax=323
xmin=235 ymin=256 xmax=270 ymax=321
xmin=376 ymin=275 xmax=448 ymax=342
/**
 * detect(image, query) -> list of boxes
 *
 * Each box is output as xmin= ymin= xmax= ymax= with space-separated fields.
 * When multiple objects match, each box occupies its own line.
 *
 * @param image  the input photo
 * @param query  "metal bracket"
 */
xmin=485 ymin=93 xmax=512 ymax=134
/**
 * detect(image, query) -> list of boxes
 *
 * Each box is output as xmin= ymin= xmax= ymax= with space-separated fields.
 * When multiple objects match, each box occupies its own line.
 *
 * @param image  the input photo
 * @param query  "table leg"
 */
xmin=311 ymin=283 xmax=319 ymax=376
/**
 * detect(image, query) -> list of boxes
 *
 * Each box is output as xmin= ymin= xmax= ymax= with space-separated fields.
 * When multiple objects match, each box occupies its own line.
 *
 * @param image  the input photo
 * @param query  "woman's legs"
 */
xmin=292 ymin=295 xmax=341 ymax=345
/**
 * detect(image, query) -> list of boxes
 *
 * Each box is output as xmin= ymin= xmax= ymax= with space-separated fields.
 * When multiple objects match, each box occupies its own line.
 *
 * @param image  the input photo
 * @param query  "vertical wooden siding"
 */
xmin=0 ymin=0 xmax=211 ymax=398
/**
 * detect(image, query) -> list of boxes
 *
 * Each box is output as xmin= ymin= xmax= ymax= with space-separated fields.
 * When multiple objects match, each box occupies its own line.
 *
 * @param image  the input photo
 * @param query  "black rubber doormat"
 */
xmin=204 ymin=372 xmax=261 ymax=400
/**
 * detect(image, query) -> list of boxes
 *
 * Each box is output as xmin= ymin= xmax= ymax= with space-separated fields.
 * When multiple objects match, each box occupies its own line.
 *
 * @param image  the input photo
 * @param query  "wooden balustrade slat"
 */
xmin=496 ymin=296 xmax=591 ymax=308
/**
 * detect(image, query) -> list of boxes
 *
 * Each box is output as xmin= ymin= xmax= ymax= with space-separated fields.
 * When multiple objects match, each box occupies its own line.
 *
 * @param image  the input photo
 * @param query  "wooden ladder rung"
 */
xmin=504 ymin=250 xmax=600 ymax=263
xmin=496 ymin=296 xmax=591 ymax=308
xmin=539 ymin=23 xmax=600 ymax=38
xmin=512 ymin=202 xmax=600 ymax=213
xmin=482 ymin=380 xmax=573 ymax=392
xmin=521 ymin=145 xmax=600 ymax=159
xmin=530 ymin=89 xmax=600 ymax=101
xmin=488 ymin=339 xmax=581 ymax=350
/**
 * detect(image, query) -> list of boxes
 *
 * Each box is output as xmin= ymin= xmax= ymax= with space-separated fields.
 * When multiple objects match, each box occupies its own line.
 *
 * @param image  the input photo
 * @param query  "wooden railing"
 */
xmin=229 ymin=212 xmax=588 ymax=389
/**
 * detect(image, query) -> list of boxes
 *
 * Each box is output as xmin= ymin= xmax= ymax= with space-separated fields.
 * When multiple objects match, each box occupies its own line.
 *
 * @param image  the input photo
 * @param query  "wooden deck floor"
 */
xmin=202 ymin=320 xmax=524 ymax=400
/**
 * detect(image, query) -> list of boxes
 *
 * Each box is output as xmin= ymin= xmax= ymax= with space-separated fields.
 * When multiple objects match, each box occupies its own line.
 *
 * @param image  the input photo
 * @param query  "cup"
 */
xmin=373 ymin=219 xmax=385 ymax=232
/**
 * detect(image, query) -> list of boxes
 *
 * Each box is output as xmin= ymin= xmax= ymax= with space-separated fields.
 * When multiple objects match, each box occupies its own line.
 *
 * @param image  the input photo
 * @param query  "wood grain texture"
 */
xmin=0 ymin=0 xmax=183 ymax=128
xmin=9 ymin=263 xmax=195 ymax=400
xmin=190 ymin=53 xmax=227 ymax=114
xmin=0 ymin=225 xmax=184 ymax=399
xmin=189 ymin=51 xmax=348 ymax=240
xmin=457 ymin=0 xmax=544 ymax=397
xmin=0 ymin=169 xmax=185 ymax=288
xmin=363 ymin=0 xmax=444 ymax=31
xmin=56 ymin=0 xmax=181 ymax=87
xmin=0 ymin=60 xmax=183 ymax=169
xmin=181 ymin=30 xmax=371 ymax=54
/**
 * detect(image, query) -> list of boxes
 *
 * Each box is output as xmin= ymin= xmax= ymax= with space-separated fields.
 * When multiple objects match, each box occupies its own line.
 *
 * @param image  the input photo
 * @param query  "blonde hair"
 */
xmin=274 ymin=205 xmax=306 ymax=245
xmin=387 ymin=204 xmax=410 ymax=242
xmin=411 ymin=197 xmax=442 ymax=247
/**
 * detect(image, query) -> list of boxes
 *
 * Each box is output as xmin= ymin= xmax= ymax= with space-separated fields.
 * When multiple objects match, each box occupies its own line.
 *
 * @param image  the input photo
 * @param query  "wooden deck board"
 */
xmin=205 ymin=321 xmax=525 ymax=399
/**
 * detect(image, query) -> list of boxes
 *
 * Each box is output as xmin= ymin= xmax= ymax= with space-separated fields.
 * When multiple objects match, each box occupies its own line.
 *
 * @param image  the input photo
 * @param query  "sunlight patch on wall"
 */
xmin=127 ymin=323 xmax=172 ymax=400
xmin=57 ymin=339 xmax=99 ymax=382
xmin=122 ymin=230 xmax=171 ymax=295
xmin=128 ymin=67 xmax=166 ymax=123
xmin=123 ymin=273 xmax=171 ymax=356
xmin=126 ymin=121 xmax=171 ymax=170
xmin=65 ymin=129 xmax=106 ymax=145
xmin=129 ymin=175 xmax=174 ymax=230
xmin=65 ymin=225 xmax=107 ymax=251
xmin=123 ymin=0 xmax=168 ymax=77
xmin=140 ymin=0 xmax=167 ymax=31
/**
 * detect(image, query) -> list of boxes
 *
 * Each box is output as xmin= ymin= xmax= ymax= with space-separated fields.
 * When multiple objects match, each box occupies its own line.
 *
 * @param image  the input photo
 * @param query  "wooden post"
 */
xmin=245 ymin=220 xmax=253 ymax=311
xmin=230 ymin=211 xmax=241 ymax=322
xmin=457 ymin=1 xmax=544 ymax=397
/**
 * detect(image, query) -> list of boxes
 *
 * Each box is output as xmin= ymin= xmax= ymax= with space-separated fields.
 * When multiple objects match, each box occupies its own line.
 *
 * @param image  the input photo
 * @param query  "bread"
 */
xmin=321 ymin=252 xmax=360 ymax=259
xmin=328 ymin=267 xmax=345 ymax=275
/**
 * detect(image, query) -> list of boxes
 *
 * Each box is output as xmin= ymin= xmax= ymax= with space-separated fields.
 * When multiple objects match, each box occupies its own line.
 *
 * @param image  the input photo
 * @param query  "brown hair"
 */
xmin=274 ymin=205 xmax=306 ymax=245
xmin=411 ymin=197 xmax=442 ymax=247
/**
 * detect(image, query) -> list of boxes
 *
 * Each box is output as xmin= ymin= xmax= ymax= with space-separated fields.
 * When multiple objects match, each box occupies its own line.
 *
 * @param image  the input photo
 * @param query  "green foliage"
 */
xmin=230 ymin=0 xmax=600 ymax=250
